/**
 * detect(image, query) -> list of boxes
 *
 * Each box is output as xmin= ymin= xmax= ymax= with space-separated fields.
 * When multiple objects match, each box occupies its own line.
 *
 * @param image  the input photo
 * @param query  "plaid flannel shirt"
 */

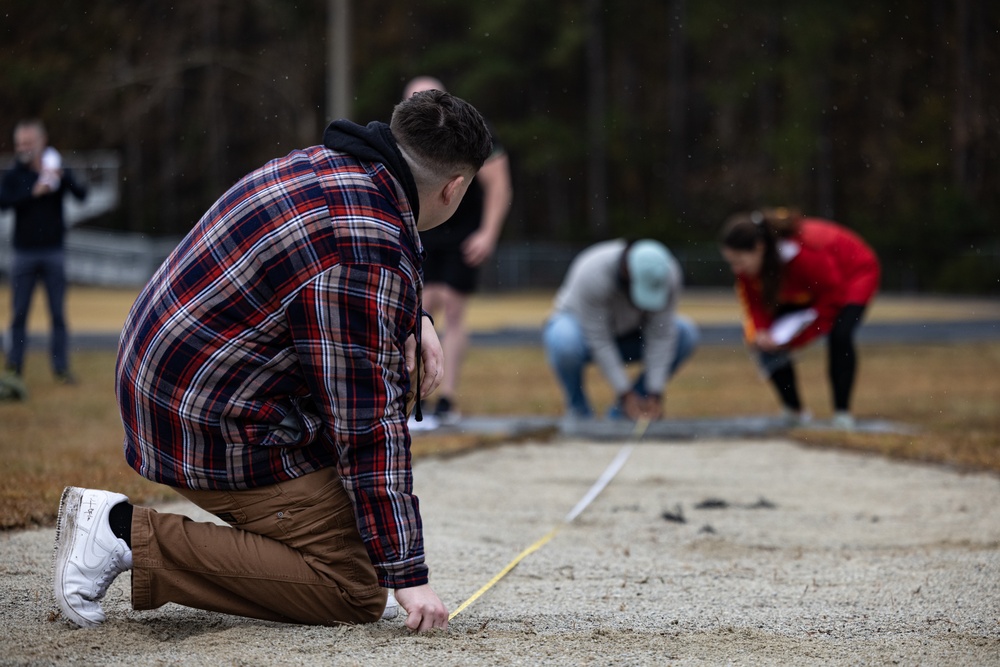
xmin=116 ymin=143 xmax=428 ymax=588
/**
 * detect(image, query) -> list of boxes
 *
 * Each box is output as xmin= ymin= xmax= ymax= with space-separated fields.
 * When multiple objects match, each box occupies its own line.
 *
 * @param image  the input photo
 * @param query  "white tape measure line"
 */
xmin=563 ymin=442 xmax=635 ymax=523
xmin=449 ymin=418 xmax=648 ymax=620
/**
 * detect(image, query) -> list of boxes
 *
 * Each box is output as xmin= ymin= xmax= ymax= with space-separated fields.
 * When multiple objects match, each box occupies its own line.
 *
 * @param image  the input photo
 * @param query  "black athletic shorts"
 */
xmin=422 ymin=244 xmax=479 ymax=294
xmin=420 ymin=175 xmax=485 ymax=295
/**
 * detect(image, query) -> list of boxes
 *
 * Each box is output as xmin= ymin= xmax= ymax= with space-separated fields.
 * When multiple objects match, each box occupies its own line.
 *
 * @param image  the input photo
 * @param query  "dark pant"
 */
xmin=827 ymin=304 xmax=865 ymax=411
xmin=7 ymin=248 xmax=69 ymax=374
xmin=764 ymin=304 xmax=867 ymax=413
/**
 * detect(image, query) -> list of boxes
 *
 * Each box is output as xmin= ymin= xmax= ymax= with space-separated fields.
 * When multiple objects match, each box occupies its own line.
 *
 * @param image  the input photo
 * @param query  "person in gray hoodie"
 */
xmin=543 ymin=239 xmax=698 ymax=420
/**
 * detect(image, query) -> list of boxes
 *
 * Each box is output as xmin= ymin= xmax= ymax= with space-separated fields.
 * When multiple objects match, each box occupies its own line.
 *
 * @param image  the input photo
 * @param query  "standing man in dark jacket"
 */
xmin=0 ymin=119 xmax=87 ymax=385
xmin=53 ymin=91 xmax=492 ymax=632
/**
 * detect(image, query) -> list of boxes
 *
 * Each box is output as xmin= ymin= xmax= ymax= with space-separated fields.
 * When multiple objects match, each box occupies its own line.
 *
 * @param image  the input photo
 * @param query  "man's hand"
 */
xmin=638 ymin=394 xmax=663 ymax=421
xmin=460 ymin=228 xmax=498 ymax=267
xmin=32 ymin=181 xmax=53 ymax=197
xmin=622 ymin=391 xmax=662 ymax=421
xmin=620 ymin=391 xmax=643 ymax=420
xmin=460 ymin=152 xmax=511 ymax=268
xmin=404 ymin=315 xmax=444 ymax=398
xmin=394 ymin=584 xmax=449 ymax=633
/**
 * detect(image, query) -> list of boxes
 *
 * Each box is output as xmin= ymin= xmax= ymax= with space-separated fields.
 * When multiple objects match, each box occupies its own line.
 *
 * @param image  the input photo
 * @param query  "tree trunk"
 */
xmin=666 ymin=0 xmax=687 ymax=213
xmin=328 ymin=0 xmax=352 ymax=123
xmin=586 ymin=0 xmax=609 ymax=238
xmin=202 ymin=0 xmax=224 ymax=208
xmin=952 ymin=0 xmax=987 ymax=196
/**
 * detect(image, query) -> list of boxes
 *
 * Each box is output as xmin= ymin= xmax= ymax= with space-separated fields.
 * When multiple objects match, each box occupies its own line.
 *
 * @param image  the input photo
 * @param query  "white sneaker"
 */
xmin=831 ymin=412 xmax=856 ymax=430
xmin=53 ymin=487 xmax=133 ymax=627
xmin=407 ymin=414 xmax=440 ymax=432
xmin=381 ymin=589 xmax=399 ymax=620
xmin=782 ymin=408 xmax=812 ymax=427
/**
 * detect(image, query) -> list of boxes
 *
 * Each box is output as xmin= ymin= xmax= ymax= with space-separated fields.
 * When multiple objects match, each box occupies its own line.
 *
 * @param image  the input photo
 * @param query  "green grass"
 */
xmin=2 ymin=341 xmax=998 ymax=531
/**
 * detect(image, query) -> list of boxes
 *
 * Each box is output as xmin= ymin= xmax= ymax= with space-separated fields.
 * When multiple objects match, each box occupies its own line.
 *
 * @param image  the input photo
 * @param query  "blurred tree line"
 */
xmin=1 ymin=0 xmax=996 ymax=292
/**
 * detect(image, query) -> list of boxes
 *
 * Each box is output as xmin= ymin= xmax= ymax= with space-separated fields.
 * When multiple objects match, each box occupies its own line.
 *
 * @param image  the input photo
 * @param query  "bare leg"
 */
xmin=422 ymin=284 xmax=446 ymax=321
xmin=436 ymin=285 xmax=469 ymax=403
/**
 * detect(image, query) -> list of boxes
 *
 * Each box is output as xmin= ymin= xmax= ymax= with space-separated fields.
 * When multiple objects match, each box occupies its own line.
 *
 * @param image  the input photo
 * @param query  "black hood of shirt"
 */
xmin=322 ymin=119 xmax=431 ymax=423
xmin=322 ymin=120 xmax=420 ymax=224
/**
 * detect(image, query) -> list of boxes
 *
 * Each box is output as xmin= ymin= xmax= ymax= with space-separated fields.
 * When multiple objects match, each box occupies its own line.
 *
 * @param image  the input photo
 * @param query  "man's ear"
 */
xmin=441 ymin=174 xmax=467 ymax=206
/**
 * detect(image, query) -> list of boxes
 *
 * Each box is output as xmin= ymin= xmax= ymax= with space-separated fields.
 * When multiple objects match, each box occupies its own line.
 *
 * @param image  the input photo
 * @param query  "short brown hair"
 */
xmin=390 ymin=89 xmax=492 ymax=187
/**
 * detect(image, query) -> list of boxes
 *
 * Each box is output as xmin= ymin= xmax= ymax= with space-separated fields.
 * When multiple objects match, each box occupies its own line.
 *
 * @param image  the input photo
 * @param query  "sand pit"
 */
xmin=2 ymin=437 xmax=998 ymax=665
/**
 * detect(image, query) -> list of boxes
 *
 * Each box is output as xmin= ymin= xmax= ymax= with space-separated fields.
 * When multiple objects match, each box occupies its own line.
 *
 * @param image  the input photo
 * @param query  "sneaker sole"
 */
xmin=53 ymin=486 xmax=95 ymax=628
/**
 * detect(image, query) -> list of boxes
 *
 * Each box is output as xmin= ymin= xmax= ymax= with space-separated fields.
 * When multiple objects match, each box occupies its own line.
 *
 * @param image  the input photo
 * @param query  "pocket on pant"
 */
xmin=202 ymin=485 xmax=284 ymax=527
xmin=272 ymin=474 xmax=380 ymax=596
xmin=274 ymin=474 xmax=356 ymax=541
xmin=235 ymin=485 xmax=285 ymax=522
xmin=177 ymin=484 xmax=282 ymax=527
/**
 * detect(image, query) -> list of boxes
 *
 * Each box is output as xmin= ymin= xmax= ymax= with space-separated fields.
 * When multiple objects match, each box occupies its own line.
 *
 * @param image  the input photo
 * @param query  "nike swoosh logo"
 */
xmin=78 ymin=494 xmax=114 ymax=571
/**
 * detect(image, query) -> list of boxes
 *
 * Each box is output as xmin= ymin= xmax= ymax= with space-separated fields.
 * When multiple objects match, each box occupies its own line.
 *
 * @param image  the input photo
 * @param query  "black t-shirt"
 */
xmin=419 ymin=127 xmax=503 ymax=251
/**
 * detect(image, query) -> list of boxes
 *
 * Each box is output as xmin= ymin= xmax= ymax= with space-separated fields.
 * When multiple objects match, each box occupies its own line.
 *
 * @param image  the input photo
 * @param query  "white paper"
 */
xmin=769 ymin=308 xmax=817 ymax=345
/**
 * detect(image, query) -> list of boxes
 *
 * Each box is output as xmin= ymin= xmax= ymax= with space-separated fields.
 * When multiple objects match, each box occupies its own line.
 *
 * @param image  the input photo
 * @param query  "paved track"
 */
xmin=466 ymin=319 xmax=1000 ymax=347
xmin=28 ymin=317 xmax=1000 ymax=352
xmin=409 ymin=413 xmax=916 ymax=442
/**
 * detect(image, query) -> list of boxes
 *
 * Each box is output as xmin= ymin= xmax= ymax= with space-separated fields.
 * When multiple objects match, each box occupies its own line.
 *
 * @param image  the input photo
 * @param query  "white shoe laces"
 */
xmin=92 ymin=546 xmax=131 ymax=601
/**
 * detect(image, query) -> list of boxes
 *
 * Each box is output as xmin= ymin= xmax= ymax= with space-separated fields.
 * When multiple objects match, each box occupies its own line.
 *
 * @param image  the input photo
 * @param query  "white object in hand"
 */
xmin=769 ymin=308 xmax=817 ymax=346
xmin=39 ymin=146 xmax=62 ymax=190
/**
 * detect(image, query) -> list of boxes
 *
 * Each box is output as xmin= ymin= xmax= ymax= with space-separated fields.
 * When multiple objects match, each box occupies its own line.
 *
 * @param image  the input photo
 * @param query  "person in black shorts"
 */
xmin=403 ymin=77 xmax=513 ymax=425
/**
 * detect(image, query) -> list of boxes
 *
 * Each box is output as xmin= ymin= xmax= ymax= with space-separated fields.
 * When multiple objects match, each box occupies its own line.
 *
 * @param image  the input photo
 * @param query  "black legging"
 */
xmin=827 ymin=304 xmax=866 ymax=411
xmin=768 ymin=304 xmax=867 ymax=412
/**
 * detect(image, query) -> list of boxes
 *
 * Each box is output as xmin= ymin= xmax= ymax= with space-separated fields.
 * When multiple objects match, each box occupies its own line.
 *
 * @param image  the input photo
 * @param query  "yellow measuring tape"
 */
xmin=448 ymin=525 xmax=561 ymax=619
xmin=449 ymin=418 xmax=650 ymax=620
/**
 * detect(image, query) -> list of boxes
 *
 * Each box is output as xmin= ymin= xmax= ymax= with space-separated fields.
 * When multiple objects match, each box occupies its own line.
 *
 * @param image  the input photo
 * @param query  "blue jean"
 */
xmin=7 ymin=248 xmax=69 ymax=374
xmin=543 ymin=312 xmax=699 ymax=417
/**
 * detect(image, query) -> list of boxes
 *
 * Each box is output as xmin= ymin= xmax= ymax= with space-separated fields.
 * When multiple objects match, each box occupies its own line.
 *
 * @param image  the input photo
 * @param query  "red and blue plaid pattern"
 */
xmin=116 ymin=145 xmax=429 ymax=587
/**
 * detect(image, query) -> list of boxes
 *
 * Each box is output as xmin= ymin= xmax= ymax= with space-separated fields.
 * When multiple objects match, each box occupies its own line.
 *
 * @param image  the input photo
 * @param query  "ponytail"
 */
xmin=719 ymin=206 xmax=802 ymax=312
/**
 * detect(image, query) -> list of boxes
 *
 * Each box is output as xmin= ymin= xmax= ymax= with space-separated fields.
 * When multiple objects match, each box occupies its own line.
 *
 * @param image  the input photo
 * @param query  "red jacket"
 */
xmin=736 ymin=219 xmax=880 ymax=348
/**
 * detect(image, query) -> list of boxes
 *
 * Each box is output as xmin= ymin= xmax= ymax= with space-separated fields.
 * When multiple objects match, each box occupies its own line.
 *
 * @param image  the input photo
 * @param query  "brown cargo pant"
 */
xmin=129 ymin=466 xmax=387 ymax=625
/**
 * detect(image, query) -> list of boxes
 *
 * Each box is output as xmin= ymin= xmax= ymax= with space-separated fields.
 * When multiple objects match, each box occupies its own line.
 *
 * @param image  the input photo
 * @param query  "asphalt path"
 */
xmin=468 ymin=318 xmax=1000 ymax=347
xmin=29 ymin=317 xmax=1000 ymax=352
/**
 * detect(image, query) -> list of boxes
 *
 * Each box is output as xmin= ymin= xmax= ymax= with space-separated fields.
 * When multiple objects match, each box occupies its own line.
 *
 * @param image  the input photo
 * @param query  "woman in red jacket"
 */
xmin=719 ymin=207 xmax=880 ymax=429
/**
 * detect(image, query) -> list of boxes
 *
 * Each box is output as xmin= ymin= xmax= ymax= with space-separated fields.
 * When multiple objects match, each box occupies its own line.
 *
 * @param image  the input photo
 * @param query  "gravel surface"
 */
xmin=2 ymin=437 xmax=999 ymax=665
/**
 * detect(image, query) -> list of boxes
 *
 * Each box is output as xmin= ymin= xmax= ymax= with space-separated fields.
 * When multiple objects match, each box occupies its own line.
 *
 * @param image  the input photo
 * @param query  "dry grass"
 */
xmin=0 ymin=352 xmax=168 ymax=529
xmin=3 ymin=341 xmax=997 ymax=531
xmin=430 ymin=341 xmax=1000 ymax=473
xmin=4 ymin=286 xmax=1000 ymax=336
xmin=2 ymin=286 xmax=998 ymax=530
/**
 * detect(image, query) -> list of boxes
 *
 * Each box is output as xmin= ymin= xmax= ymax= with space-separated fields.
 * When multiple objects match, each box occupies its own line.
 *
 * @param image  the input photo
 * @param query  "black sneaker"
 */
xmin=434 ymin=396 xmax=461 ymax=425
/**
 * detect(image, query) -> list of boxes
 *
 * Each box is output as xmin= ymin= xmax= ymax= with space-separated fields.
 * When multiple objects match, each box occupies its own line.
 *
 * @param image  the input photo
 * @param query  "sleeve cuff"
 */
xmin=378 ymin=564 xmax=430 ymax=590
